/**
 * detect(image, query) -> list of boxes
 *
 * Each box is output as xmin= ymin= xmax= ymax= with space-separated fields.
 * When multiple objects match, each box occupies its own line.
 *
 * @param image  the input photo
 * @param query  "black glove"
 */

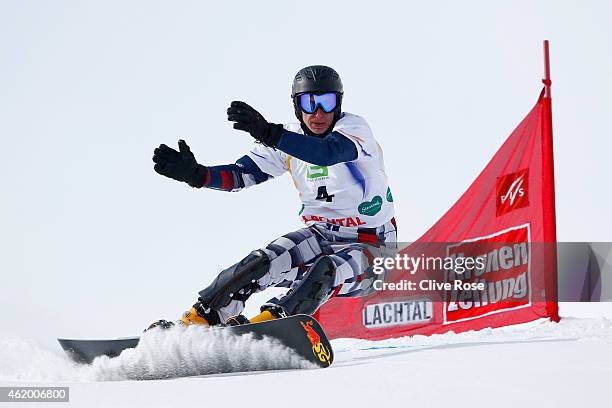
xmin=152 ymin=139 xmax=208 ymax=188
xmin=227 ymin=101 xmax=284 ymax=147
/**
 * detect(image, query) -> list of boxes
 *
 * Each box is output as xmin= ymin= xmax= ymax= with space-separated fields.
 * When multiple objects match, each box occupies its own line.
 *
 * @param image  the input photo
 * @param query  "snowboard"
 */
xmin=58 ymin=314 xmax=333 ymax=368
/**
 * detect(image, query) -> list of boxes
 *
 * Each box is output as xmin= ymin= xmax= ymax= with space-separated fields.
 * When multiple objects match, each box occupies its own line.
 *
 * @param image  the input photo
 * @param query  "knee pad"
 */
xmin=198 ymin=250 xmax=270 ymax=310
xmin=277 ymin=255 xmax=336 ymax=316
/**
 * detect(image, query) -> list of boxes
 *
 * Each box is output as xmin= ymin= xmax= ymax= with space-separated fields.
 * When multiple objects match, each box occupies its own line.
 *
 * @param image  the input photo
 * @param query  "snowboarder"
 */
xmin=151 ymin=65 xmax=396 ymax=328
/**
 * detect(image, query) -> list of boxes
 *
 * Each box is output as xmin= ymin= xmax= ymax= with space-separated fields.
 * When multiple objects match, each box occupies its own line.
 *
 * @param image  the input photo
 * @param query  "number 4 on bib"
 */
xmin=315 ymin=186 xmax=334 ymax=202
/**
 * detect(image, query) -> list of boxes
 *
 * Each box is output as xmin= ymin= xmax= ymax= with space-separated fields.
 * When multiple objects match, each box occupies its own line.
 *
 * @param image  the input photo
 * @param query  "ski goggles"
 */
xmin=297 ymin=92 xmax=338 ymax=114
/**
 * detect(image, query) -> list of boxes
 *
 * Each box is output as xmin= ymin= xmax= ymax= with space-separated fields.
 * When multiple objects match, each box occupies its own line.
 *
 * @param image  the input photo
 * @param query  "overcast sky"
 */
xmin=1 ymin=0 xmax=611 ymax=347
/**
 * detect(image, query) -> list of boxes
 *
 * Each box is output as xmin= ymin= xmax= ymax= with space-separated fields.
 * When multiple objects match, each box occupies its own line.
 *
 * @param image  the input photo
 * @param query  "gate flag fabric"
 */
xmin=315 ymin=78 xmax=559 ymax=340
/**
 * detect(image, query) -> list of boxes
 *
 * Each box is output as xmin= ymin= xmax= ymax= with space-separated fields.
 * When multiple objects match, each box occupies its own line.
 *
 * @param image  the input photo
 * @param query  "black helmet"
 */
xmin=291 ymin=65 xmax=343 ymax=134
xmin=291 ymin=65 xmax=343 ymax=97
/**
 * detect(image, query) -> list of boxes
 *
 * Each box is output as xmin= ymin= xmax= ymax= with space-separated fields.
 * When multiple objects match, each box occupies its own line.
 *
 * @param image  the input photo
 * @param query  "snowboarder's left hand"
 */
xmin=227 ymin=101 xmax=284 ymax=147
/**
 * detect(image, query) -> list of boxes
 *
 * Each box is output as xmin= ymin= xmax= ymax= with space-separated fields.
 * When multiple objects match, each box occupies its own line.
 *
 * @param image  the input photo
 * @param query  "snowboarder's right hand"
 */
xmin=153 ymin=139 xmax=208 ymax=188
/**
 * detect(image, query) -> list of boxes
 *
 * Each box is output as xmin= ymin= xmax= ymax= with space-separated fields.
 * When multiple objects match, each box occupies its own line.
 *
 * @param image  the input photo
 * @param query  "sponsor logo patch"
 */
xmin=306 ymin=165 xmax=329 ymax=180
xmin=386 ymin=187 xmax=394 ymax=202
xmin=496 ymin=169 xmax=529 ymax=216
xmin=302 ymin=215 xmax=367 ymax=227
xmin=358 ymin=195 xmax=383 ymax=216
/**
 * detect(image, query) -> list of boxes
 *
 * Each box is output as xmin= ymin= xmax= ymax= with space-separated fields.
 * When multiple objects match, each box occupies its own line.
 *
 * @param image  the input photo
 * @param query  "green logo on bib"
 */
xmin=358 ymin=195 xmax=383 ymax=216
xmin=307 ymin=165 xmax=328 ymax=179
xmin=386 ymin=187 xmax=394 ymax=202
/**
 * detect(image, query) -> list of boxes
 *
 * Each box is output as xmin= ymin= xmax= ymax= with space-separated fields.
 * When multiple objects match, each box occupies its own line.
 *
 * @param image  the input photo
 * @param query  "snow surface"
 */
xmin=1 ymin=316 xmax=611 ymax=407
xmin=2 ymin=1 xmax=612 ymax=407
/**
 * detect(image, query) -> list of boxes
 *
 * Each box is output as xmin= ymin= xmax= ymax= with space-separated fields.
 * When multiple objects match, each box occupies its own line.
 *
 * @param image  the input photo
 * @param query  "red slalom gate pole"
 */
xmin=541 ymin=39 xmax=559 ymax=321
xmin=541 ymin=39 xmax=555 ymax=243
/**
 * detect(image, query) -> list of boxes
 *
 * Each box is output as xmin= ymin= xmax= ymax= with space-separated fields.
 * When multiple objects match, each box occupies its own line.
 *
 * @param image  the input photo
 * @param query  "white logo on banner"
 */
xmin=363 ymin=300 xmax=432 ymax=328
xmin=500 ymin=175 xmax=525 ymax=205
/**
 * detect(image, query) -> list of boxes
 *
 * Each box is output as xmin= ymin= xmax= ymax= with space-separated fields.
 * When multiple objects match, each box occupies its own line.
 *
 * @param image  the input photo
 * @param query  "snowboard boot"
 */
xmin=224 ymin=306 xmax=284 ymax=327
xmin=224 ymin=314 xmax=251 ymax=326
xmin=145 ymin=319 xmax=175 ymax=331
xmin=251 ymin=306 xmax=284 ymax=323
xmin=180 ymin=299 xmax=222 ymax=326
